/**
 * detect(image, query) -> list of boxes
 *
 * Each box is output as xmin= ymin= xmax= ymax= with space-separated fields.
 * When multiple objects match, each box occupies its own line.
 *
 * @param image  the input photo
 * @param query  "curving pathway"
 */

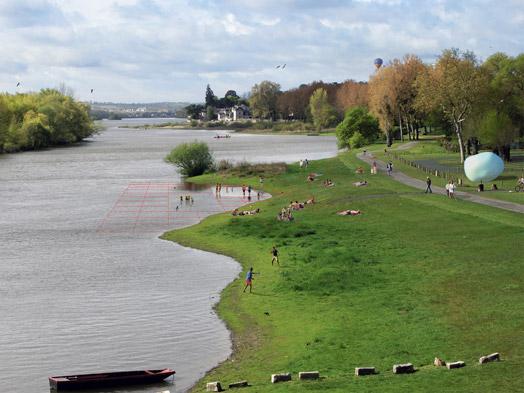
xmin=357 ymin=145 xmax=524 ymax=214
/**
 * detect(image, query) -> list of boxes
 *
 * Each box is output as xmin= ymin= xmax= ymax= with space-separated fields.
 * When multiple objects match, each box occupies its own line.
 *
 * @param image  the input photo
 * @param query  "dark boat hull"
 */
xmin=49 ymin=369 xmax=175 ymax=390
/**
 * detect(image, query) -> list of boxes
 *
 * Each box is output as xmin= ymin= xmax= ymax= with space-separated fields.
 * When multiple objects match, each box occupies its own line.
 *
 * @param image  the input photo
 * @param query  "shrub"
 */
xmin=336 ymin=107 xmax=379 ymax=148
xmin=349 ymin=131 xmax=367 ymax=149
xmin=218 ymin=161 xmax=287 ymax=177
xmin=165 ymin=141 xmax=214 ymax=177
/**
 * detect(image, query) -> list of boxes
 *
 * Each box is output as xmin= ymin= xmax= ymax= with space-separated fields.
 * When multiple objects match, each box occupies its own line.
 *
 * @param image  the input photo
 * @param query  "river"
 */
xmin=0 ymin=119 xmax=338 ymax=392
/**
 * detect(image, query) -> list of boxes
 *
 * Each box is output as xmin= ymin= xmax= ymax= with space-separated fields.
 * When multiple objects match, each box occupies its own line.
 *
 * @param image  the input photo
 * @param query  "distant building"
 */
xmin=216 ymin=105 xmax=251 ymax=122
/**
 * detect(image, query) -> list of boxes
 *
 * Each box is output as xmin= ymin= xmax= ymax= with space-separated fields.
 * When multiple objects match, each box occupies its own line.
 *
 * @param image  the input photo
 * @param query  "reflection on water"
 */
xmin=0 ymin=119 xmax=337 ymax=392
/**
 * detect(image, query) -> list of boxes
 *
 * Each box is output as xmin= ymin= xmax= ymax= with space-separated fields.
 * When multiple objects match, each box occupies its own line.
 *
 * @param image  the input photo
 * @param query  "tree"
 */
xmin=478 ymin=110 xmax=518 ymax=159
xmin=185 ymin=104 xmax=204 ymax=120
xmin=205 ymin=84 xmax=217 ymax=108
xmin=165 ymin=141 xmax=214 ymax=177
xmin=224 ymin=90 xmax=240 ymax=107
xmin=368 ymin=65 xmax=398 ymax=146
xmin=334 ymin=80 xmax=368 ymax=113
xmin=415 ymin=49 xmax=489 ymax=163
xmin=349 ymin=131 xmax=366 ymax=149
xmin=336 ymin=106 xmax=379 ymax=148
xmin=309 ymin=88 xmax=338 ymax=131
xmin=249 ymin=81 xmax=281 ymax=120
xmin=206 ymin=106 xmax=216 ymax=121
xmin=391 ymin=55 xmax=427 ymax=141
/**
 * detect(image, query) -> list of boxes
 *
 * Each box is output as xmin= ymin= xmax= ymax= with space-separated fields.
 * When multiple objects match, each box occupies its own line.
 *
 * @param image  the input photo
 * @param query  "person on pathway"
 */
xmin=271 ymin=246 xmax=280 ymax=266
xmin=304 ymin=158 xmax=309 ymax=168
xmin=242 ymin=185 xmax=246 ymax=197
xmin=425 ymin=177 xmax=432 ymax=194
xmin=448 ymin=180 xmax=456 ymax=199
xmin=371 ymin=161 xmax=377 ymax=175
xmin=386 ymin=162 xmax=393 ymax=176
xmin=243 ymin=267 xmax=255 ymax=293
xmin=299 ymin=159 xmax=304 ymax=169
xmin=248 ymin=185 xmax=252 ymax=197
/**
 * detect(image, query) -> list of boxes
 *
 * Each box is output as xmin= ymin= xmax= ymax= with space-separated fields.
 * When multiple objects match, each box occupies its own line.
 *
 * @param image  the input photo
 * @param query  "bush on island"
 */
xmin=165 ymin=141 xmax=214 ymax=177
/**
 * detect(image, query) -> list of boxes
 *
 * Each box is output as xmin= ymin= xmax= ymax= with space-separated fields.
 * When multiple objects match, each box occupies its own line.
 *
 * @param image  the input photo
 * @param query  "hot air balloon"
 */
xmin=374 ymin=58 xmax=383 ymax=70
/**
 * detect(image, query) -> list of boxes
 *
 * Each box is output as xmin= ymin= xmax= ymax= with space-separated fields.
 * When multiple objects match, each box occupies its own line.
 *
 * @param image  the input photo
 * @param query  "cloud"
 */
xmin=0 ymin=0 xmax=522 ymax=102
xmin=222 ymin=13 xmax=254 ymax=35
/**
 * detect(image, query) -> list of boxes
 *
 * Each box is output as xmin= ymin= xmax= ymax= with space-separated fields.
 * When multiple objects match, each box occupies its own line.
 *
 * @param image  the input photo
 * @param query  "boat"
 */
xmin=49 ymin=368 xmax=175 ymax=390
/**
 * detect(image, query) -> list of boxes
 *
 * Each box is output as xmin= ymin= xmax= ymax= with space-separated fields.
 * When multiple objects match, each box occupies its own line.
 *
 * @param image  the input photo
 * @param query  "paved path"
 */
xmin=357 ymin=147 xmax=524 ymax=215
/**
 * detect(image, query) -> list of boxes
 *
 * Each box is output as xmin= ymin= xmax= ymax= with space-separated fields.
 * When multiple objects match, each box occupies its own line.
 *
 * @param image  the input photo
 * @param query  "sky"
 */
xmin=1 ymin=0 xmax=523 ymax=103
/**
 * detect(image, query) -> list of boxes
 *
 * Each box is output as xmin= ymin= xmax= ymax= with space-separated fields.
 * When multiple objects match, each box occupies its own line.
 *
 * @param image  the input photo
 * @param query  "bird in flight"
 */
xmin=16 ymin=82 xmax=21 ymax=87
xmin=90 ymin=89 xmax=94 ymax=93
xmin=275 ymin=65 xmax=280 ymax=69
xmin=282 ymin=64 xmax=286 ymax=69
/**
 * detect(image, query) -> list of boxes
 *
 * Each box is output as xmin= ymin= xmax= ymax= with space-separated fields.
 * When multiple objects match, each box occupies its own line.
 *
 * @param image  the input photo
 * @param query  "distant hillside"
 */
xmin=89 ymin=101 xmax=192 ymax=120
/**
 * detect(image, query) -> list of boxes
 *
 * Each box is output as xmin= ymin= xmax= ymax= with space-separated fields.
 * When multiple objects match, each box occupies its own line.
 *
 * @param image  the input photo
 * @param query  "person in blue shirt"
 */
xmin=243 ymin=267 xmax=255 ymax=293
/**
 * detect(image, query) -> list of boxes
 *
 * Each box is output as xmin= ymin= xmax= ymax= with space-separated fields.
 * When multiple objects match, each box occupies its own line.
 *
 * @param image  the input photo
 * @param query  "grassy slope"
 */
xmin=374 ymin=140 xmax=524 ymax=204
xmin=162 ymin=152 xmax=524 ymax=392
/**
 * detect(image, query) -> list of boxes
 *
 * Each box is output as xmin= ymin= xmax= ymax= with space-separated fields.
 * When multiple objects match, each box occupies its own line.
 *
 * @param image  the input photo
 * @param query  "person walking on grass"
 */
xmin=271 ymin=246 xmax=280 ymax=266
xmin=425 ymin=176 xmax=432 ymax=194
xmin=243 ymin=267 xmax=255 ymax=293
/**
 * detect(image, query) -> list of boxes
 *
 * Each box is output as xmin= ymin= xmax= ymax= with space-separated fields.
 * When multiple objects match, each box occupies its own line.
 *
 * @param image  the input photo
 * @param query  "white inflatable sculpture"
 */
xmin=463 ymin=152 xmax=504 ymax=182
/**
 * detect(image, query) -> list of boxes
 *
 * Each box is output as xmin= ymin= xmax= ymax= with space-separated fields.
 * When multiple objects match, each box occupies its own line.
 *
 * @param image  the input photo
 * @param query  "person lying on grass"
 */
xmin=355 ymin=167 xmax=364 ymax=174
xmin=337 ymin=210 xmax=361 ymax=216
xmin=323 ymin=179 xmax=334 ymax=187
xmin=353 ymin=180 xmax=368 ymax=187
xmin=277 ymin=211 xmax=294 ymax=221
xmin=232 ymin=208 xmax=260 ymax=216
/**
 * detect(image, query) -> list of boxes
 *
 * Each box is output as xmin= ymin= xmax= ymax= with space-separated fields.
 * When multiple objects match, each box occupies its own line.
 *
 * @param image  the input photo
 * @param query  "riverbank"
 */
xmin=119 ymin=120 xmax=335 ymax=136
xmin=162 ymin=150 xmax=524 ymax=392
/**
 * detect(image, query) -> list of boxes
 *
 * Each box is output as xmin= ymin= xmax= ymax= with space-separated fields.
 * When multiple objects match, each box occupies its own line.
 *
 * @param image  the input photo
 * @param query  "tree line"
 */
xmin=0 ymin=89 xmax=95 ymax=153
xmin=237 ymin=49 xmax=524 ymax=162
xmin=370 ymin=49 xmax=524 ymax=162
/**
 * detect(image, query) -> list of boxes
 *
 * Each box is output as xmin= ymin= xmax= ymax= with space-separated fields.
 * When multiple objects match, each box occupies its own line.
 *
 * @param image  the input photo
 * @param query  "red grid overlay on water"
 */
xmin=97 ymin=182 xmax=265 ymax=234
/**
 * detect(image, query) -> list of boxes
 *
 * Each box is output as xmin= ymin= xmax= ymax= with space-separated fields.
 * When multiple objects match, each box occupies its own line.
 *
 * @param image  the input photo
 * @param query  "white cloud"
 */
xmin=222 ymin=13 xmax=254 ymax=35
xmin=0 ymin=0 xmax=521 ymax=102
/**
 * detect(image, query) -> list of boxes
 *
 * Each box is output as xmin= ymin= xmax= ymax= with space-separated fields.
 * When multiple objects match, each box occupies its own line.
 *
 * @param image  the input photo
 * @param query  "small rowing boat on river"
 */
xmin=49 ymin=368 xmax=175 ymax=390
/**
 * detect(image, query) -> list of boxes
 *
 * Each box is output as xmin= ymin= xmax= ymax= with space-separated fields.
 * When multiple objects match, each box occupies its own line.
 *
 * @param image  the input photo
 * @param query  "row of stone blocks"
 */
xmin=354 ymin=352 xmax=500 ymax=377
xmin=206 ymin=371 xmax=320 ymax=391
xmin=206 ymin=354 xmax=500 ymax=390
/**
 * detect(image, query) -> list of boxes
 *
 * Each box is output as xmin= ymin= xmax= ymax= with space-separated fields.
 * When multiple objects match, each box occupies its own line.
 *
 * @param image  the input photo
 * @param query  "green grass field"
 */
xmin=162 ymin=151 xmax=524 ymax=392
xmin=374 ymin=140 xmax=524 ymax=204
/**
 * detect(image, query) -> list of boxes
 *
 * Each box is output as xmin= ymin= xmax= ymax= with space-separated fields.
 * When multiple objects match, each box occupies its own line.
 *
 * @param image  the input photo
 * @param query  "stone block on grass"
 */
xmin=434 ymin=357 xmax=446 ymax=367
xmin=479 ymin=353 xmax=500 ymax=364
xmin=228 ymin=380 xmax=249 ymax=388
xmin=446 ymin=361 xmax=465 ymax=370
xmin=393 ymin=363 xmax=414 ymax=374
xmin=299 ymin=371 xmax=319 ymax=380
xmin=206 ymin=381 xmax=223 ymax=392
xmin=271 ymin=373 xmax=291 ymax=383
xmin=355 ymin=367 xmax=376 ymax=376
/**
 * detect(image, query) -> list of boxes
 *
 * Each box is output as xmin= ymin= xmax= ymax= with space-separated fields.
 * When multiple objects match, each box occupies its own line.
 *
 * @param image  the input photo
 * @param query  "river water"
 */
xmin=0 ymin=119 xmax=337 ymax=392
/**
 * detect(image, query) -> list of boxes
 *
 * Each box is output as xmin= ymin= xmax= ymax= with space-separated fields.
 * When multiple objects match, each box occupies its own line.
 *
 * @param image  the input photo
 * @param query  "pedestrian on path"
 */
xmin=371 ymin=161 xmax=378 ymax=175
xmin=386 ymin=162 xmax=393 ymax=176
xmin=271 ymin=246 xmax=280 ymax=266
xmin=243 ymin=267 xmax=255 ymax=293
xmin=425 ymin=177 xmax=432 ymax=193
xmin=448 ymin=180 xmax=456 ymax=199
